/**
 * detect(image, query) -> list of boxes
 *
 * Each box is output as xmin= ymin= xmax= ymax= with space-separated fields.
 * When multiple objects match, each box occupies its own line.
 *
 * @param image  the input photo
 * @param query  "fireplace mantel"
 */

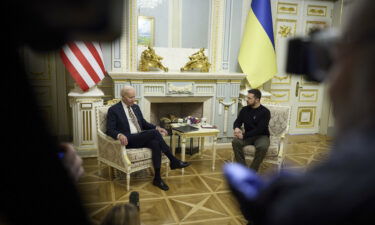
xmin=109 ymin=71 xmax=246 ymax=80
xmin=108 ymin=71 xmax=246 ymax=143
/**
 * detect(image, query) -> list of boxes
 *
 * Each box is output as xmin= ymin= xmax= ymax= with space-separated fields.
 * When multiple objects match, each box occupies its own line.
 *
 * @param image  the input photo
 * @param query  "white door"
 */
xmin=288 ymin=76 xmax=325 ymax=134
xmin=269 ymin=0 xmax=333 ymax=134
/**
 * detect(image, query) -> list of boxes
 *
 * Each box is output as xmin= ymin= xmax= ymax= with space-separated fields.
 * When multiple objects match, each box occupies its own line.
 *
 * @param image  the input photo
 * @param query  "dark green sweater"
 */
xmin=233 ymin=104 xmax=270 ymax=139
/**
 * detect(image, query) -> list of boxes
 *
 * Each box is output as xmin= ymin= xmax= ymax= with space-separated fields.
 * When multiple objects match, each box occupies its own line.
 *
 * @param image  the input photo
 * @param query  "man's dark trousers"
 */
xmin=127 ymin=129 xmax=171 ymax=169
xmin=232 ymin=135 xmax=270 ymax=171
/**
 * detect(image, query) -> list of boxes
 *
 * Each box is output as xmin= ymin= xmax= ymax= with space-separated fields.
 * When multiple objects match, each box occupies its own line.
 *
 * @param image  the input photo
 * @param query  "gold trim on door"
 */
xmin=270 ymin=89 xmax=290 ymax=102
xmin=272 ymin=75 xmax=291 ymax=85
xmin=299 ymin=89 xmax=318 ymax=102
xmin=277 ymin=2 xmax=298 ymax=15
xmin=307 ymin=5 xmax=327 ymax=17
xmin=297 ymin=107 xmax=316 ymax=128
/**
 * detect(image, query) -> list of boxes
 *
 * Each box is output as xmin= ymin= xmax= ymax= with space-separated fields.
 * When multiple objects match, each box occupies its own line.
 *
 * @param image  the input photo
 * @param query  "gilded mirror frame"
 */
xmin=137 ymin=16 xmax=155 ymax=47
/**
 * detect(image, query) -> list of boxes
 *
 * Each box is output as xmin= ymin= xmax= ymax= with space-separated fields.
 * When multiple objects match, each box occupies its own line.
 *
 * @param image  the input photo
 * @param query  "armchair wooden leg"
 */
xmin=165 ymin=162 xmax=169 ymax=177
xmin=277 ymin=159 xmax=283 ymax=171
xmin=126 ymin=173 xmax=130 ymax=191
xmin=109 ymin=167 xmax=113 ymax=180
xmin=98 ymin=160 xmax=102 ymax=176
xmin=171 ymin=133 xmax=176 ymax=156
xmin=113 ymin=168 xmax=123 ymax=180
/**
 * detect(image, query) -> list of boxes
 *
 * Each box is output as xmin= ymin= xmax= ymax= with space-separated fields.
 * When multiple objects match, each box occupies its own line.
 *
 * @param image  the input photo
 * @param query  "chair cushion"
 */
xmin=243 ymin=136 xmax=280 ymax=157
xmin=243 ymin=145 xmax=279 ymax=157
xmin=124 ymin=147 xmax=169 ymax=163
xmin=129 ymin=156 xmax=169 ymax=168
xmin=115 ymin=156 xmax=169 ymax=175
xmin=125 ymin=148 xmax=153 ymax=162
xmin=242 ymin=105 xmax=289 ymax=159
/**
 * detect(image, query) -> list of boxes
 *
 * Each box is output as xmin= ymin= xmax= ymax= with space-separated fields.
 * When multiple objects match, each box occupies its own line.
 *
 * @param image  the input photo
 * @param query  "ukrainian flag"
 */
xmin=238 ymin=0 xmax=277 ymax=88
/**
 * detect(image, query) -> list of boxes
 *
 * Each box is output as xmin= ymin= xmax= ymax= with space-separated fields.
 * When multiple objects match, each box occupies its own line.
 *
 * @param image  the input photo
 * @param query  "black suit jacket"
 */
xmin=106 ymin=102 xmax=156 ymax=140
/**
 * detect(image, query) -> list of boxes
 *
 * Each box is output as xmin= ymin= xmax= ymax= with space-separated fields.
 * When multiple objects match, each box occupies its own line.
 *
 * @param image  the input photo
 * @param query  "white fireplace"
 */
xmin=146 ymin=97 xmax=211 ymax=125
xmin=109 ymin=71 xmax=246 ymax=143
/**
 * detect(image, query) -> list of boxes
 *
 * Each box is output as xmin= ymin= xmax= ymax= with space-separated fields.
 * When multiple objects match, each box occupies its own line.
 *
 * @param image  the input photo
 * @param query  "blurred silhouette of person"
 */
xmin=100 ymin=203 xmax=140 ymax=225
xmin=2 ymin=0 xmax=123 ymax=224
xmin=129 ymin=191 xmax=140 ymax=212
xmin=59 ymin=142 xmax=85 ymax=181
xmin=224 ymin=0 xmax=375 ymax=224
xmin=100 ymin=192 xmax=141 ymax=225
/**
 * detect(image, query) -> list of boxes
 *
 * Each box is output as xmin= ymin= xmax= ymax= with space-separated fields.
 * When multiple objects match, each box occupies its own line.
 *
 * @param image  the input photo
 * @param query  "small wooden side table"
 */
xmin=170 ymin=124 xmax=220 ymax=174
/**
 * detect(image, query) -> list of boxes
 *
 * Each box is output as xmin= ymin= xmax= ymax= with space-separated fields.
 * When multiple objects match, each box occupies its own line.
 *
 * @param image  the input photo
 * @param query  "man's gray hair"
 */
xmin=121 ymin=86 xmax=135 ymax=97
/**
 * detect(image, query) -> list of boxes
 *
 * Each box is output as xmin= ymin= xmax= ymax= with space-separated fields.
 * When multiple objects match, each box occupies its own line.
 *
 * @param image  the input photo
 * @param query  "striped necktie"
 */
xmin=127 ymin=106 xmax=142 ymax=132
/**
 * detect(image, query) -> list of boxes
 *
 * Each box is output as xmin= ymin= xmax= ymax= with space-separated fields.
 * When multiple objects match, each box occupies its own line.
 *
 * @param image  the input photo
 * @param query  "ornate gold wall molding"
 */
xmin=278 ymin=25 xmax=292 ymax=38
xmin=129 ymin=0 xmax=138 ymax=71
xmin=209 ymin=0 xmax=225 ymax=72
xmin=272 ymin=75 xmax=291 ymax=85
xmin=306 ymin=20 xmax=328 ymax=35
xmin=277 ymin=2 xmax=298 ymax=15
xmin=299 ymin=89 xmax=318 ymax=102
xmin=307 ymin=5 xmax=327 ymax=17
xmin=297 ymin=107 xmax=316 ymax=128
xmin=276 ymin=19 xmax=297 ymax=39
xmin=82 ymin=110 xmax=93 ymax=142
xmin=271 ymin=89 xmax=290 ymax=102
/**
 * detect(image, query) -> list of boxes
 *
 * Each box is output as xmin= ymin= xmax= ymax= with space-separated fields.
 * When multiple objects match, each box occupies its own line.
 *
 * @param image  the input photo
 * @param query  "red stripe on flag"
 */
xmin=68 ymin=43 xmax=101 ymax=83
xmin=85 ymin=42 xmax=106 ymax=75
xmin=60 ymin=50 xmax=90 ymax=91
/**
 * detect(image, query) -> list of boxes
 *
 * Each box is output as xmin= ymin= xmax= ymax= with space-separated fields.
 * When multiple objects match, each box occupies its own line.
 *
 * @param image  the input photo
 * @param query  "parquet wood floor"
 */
xmin=78 ymin=134 xmax=332 ymax=225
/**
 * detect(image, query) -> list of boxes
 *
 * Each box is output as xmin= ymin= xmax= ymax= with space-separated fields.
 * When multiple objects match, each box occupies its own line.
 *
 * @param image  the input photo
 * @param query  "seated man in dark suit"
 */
xmin=106 ymin=86 xmax=190 ymax=191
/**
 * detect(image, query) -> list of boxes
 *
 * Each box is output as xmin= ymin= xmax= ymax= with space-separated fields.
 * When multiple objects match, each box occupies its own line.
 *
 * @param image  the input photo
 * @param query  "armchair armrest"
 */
xmin=280 ymin=124 xmax=290 ymax=139
xmin=97 ymin=130 xmax=131 ymax=170
xmin=276 ymin=128 xmax=288 ymax=159
xmin=98 ymin=130 xmax=122 ymax=145
xmin=121 ymin=145 xmax=131 ymax=165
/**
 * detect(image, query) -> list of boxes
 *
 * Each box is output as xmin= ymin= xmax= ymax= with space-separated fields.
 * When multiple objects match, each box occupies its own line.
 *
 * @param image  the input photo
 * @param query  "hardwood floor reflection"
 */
xmin=78 ymin=134 xmax=332 ymax=225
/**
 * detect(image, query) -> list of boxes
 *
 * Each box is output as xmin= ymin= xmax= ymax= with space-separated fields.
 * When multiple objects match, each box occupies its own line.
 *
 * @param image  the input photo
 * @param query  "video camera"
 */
xmin=14 ymin=0 xmax=124 ymax=51
xmin=286 ymin=28 xmax=340 ymax=82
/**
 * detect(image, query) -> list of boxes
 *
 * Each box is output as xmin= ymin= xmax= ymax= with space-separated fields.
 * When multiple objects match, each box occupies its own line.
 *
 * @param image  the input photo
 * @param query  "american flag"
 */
xmin=60 ymin=42 xmax=106 ymax=91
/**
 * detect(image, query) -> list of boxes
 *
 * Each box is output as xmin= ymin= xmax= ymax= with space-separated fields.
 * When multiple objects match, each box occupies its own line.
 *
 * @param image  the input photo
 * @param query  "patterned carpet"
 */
xmin=78 ymin=134 xmax=332 ymax=225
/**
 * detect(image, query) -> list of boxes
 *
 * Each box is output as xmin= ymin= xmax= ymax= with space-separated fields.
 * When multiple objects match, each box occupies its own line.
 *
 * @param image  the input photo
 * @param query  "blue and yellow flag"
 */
xmin=238 ymin=0 xmax=277 ymax=88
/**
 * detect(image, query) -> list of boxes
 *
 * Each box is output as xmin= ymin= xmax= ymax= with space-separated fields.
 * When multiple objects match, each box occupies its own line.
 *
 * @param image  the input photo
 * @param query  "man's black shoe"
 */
xmin=129 ymin=191 xmax=140 ymax=211
xmin=170 ymin=160 xmax=191 ymax=170
xmin=153 ymin=179 xmax=169 ymax=191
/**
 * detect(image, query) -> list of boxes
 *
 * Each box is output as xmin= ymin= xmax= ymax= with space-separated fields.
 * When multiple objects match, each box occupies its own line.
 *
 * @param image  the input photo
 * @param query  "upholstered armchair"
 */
xmin=231 ymin=104 xmax=291 ymax=171
xmin=96 ymin=100 xmax=169 ymax=191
